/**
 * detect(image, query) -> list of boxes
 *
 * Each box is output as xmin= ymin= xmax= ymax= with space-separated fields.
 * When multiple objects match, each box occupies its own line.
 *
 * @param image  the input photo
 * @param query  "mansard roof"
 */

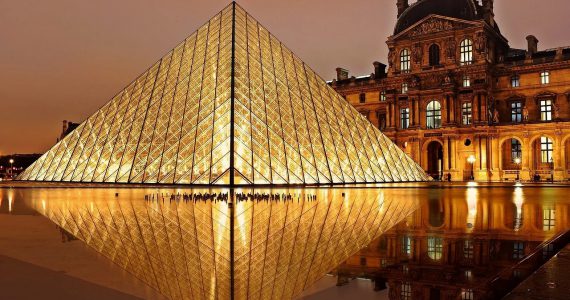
xmin=394 ymin=0 xmax=480 ymax=35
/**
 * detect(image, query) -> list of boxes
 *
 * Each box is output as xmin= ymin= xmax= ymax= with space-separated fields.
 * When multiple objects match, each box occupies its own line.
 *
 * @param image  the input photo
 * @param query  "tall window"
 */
xmin=401 ymin=283 xmax=412 ymax=300
xmin=460 ymin=39 xmax=473 ymax=65
xmin=426 ymin=101 xmax=442 ymax=129
xmin=378 ymin=113 xmax=386 ymax=130
xmin=543 ymin=209 xmax=556 ymax=231
xmin=511 ymin=101 xmax=523 ymax=123
xmin=429 ymin=44 xmax=440 ymax=66
xmin=461 ymin=289 xmax=474 ymax=300
xmin=513 ymin=242 xmax=525 ymax=259
xmin=359 ymin=93 xmax=366 ymax=103
xmin=402 ymin=236 xmax=412 ymax=255
xmin=540 ymin=71 xmax=550 ymax=85
xmin=511 ymin=139 xmax=522 ymax=162
xmin=463 ymin=75 xmax=471 ymax=87
xmin=427 ymin=237 xmax=443 ymax=260
xmin=511 ymin=74 xmax=520 ymax=87
xmin=401 ymin=108 xmax=410 ymax=129
xmin=402 ymin=83 xmax=408 ymax=94
xmin=540 ymin=136 xmax=553 ymax=163
xmin=462 ymin=102 xmax=472 ymax=125
xmin=463 ymin=240 xmax=474 ymax=259
xmin=380 ymin=90 xmax=386 ymax=101
xmin=540 ymin=99 xmax=553 ymax=121
xmin=400 ymin=49 xmax=411 ymax=72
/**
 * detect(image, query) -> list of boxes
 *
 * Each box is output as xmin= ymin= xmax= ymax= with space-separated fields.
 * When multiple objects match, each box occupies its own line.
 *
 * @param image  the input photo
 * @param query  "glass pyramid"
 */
xmin=18 ymin=2 xmax=429 ymax=185
xmin=27 ymin=187 xmax=420 ymax=300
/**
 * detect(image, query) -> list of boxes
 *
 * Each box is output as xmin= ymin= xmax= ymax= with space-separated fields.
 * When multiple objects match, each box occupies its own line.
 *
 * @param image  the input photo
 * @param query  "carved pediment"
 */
xmin=393 ymin=15 xmax=480 ymax=40
xmin=409 ymin=18 xmax=454 ymax=37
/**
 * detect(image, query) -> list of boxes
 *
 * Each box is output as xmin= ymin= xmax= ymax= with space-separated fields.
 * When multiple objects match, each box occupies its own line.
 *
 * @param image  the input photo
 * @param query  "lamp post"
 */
xmin=467 ymin=155 xmax=476 ymax=181
xmin=9 ymin=159 xmax=14 ymax=179
xmin=514 ymin=157 xmax=521 ymax=182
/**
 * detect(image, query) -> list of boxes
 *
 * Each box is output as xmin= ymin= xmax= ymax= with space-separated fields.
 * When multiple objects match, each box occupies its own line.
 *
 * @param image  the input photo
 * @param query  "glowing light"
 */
xmin=466 ymin=186 xmax=478 ymax=229
xmin=16 ymin=3 xmax=429 ymax=186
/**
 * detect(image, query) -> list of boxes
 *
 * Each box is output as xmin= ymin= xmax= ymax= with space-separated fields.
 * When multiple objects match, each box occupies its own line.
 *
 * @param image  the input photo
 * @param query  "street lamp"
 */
xmin=467 ymin=155 xmax=476 ymax=181
xmin=9 ymin=159 xmax=14 ymax=179
xmin=514 ymin=157 xmax=521 ymax=182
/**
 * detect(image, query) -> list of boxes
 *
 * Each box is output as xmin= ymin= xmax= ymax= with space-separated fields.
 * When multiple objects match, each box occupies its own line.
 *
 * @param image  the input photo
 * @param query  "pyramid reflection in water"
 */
xmin=30 ymin=188 xmax=419 ymax=299
xmin=18 ymin=2 xmax=429 ymax=185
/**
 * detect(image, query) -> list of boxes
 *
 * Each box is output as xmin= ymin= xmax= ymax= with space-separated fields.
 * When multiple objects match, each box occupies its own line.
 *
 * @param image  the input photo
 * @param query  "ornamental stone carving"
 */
xmin=410 ymin=19 xmax=454 ymax=37
xmin=446 ymin=38 xmax=457 ymax=60
xmin=476 ymin=32 xmax=487 ymax=54
xmin=413 ymin=43 xmax=423 ymax=64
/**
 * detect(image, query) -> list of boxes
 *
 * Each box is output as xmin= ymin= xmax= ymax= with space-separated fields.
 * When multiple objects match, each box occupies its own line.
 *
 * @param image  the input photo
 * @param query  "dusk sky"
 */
xmin=1 ymin=0 xmax=569 ymax=154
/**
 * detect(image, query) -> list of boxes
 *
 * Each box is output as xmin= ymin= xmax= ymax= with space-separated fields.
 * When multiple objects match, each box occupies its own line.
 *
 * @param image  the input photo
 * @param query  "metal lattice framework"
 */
xmin=29 ymin=188 xmax=419 ymax=300
xmin=18 ymin=3 xmax=429 ymax=185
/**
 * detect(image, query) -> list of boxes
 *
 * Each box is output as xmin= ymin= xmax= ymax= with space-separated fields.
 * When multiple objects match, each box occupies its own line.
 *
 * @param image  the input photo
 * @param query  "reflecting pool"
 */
xmin=1 ymin=184 xmax=569 ymax=300
xmin=331 ymin=185 xmax=570 ymax=300
xmin=1 ymin=186 xmax=420 ymax=300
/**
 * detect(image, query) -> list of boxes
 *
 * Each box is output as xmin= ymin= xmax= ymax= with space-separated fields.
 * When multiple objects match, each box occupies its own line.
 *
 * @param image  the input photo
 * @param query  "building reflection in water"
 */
xmin=1 ymin=187 xmax=420 ymax=300
xmin=338 ymin=187 xmax=570 ymax=300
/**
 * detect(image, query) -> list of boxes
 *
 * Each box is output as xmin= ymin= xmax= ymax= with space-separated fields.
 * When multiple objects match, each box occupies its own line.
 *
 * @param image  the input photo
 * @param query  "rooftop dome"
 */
xmin=394 ymin=0 xmax=480 ymax=35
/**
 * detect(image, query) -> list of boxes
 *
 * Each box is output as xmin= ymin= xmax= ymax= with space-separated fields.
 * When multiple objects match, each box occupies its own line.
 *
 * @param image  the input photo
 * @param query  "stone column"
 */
xmin=450 ymin=137 xmax=458 ymax=180
xmin=388 ymin=103 xmax=393 ymax=128
xmin=490 ymin=136 xmax=501 ymax=181
xmin=554 ymin=134 xmax=564 ymax=181
xmin=562 ymin=140 xmax=568 ymax=180
xmin=443 ymin=138 xmax=450 ymax=175
xmin=386 ymin=103 xmax=392 ymax=128
xmin=393 ymin=103 xmax=399 ymax=129
xmin=449 ymin=94 xmax=456 ymax=124
xmin=415 ymin=98 xmax=421 ymax=126
xmin=474 ymin=136 xmax=488 ymax=181
xmin=521 ymin=135 xmax=531 ymax=181
xmin=442 ymin=96 xmax=448 ymax=125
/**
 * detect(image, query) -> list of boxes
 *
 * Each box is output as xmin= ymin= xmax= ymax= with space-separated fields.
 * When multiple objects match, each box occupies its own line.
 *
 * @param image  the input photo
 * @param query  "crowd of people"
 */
xmin=143 ymin=192 xmax=318 ymax=203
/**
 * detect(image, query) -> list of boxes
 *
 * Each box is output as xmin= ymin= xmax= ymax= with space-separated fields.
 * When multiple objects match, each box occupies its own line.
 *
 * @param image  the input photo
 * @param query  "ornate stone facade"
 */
xmin=331 ymin=0 xmax=570 ymax=181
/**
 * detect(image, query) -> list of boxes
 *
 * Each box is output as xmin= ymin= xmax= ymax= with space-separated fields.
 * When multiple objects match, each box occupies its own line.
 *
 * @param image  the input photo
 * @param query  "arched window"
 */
xmin=400 ymin=49 xmax=411 ymax=72
xmin=511 ymin=139 xmax=522 ymax=162
xmin=460 ymin=39 xmax=473 ymax=65
xmin=426 ymin=101 xmax=442 ymax=129
xmin=429 ymin=44 xmax=440 ymax=66
xmin=540 ymin=137 xmax=553 ymax=163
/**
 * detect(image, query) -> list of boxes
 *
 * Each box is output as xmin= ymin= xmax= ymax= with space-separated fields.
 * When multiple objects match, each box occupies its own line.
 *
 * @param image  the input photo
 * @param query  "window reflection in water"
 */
xmin=339 ymin=187 xmax=570 ymax=300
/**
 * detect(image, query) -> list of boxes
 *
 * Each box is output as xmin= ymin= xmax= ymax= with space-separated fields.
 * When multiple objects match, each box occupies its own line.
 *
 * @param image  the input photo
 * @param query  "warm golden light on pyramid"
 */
xmin=27 ymin=187 xmax=420 ymax=300
xmin=18 ymin=2 xmax=429 ymax=186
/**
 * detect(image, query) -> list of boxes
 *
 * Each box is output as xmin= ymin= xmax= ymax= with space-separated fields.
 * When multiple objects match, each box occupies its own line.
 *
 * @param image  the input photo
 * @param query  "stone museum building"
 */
xmin=331 ymin=0 xmax=570 ymax=181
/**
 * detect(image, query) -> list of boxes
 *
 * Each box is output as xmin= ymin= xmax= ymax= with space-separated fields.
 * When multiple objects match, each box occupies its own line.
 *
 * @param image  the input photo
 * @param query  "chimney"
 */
xmin=397 ymin=0 xmax=409 ymax=18
xmin=482 ymin=0 xmax=495 ymax=27
xmin=526 ymin=35 xmax=539 ymax=55
xmin=373 ymin=62 xmax=387 ymax=79
xmin=336 ymin=67 xmax=349 ymax=81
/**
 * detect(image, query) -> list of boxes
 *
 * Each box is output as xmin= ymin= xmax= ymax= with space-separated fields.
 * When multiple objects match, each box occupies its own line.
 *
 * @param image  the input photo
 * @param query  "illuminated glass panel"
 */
xmin=400 ymin=49 xmax=411 ymax=72
xmin=18 ymin=3 xmax=429 ymax=185
xmin=426 ymin=101 xmax=442 ymax=129
xmin=460 ymin=39 xmax=473 ymax=65
xmin=28 ymin=187 xmax=420 ymax=300
xmin=427 ymin=236 xmax=443 ymax=260
xmin=541 ymin=137 xmax=553 ymax=163
xmin=543 ymin=209 xmax=556 ymax=231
